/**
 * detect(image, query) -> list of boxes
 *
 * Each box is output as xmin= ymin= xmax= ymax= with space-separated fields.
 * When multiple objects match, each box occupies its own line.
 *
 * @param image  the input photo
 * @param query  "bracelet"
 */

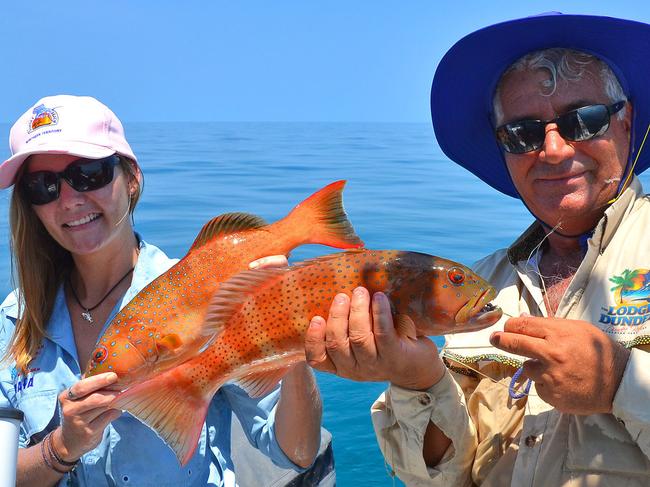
xmin=40 ymin=433 xmax=69 ymax=475
xmin=47 ymin=430 xmax=79 ymax=467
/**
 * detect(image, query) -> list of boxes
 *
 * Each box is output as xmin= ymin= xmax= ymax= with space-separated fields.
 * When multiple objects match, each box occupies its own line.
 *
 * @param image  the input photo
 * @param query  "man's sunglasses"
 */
xmin=495 ymin=101 xmax=626 ymax=154
xmin=21 ymin=154 xmax=121 ymax=205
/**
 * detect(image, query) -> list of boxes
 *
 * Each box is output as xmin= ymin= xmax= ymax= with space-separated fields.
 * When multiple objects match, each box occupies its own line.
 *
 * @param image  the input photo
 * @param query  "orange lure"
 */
xmin=84 ymin=181 xmax=363 ymax=389
xmin=107 ymin=250 xmax=501 ymax=464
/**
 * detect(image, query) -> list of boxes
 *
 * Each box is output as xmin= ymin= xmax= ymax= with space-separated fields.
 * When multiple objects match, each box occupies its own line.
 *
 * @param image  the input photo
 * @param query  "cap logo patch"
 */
xmin=28 ymin=104 xmax=59 ymax=133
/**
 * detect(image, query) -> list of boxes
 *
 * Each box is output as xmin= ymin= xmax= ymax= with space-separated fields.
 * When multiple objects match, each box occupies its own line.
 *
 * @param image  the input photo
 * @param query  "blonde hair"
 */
xmin=3 ymin=156 xmax=142 ymax=373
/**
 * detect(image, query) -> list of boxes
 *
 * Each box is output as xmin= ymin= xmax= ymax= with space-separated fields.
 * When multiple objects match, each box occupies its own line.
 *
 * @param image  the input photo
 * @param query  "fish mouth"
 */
xmin=456 ymin=290 xmax=502 ymax=331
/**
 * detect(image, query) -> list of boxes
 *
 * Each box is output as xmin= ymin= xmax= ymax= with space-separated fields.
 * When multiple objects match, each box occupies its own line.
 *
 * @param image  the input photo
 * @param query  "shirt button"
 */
xmin=418 ymin=394 xmax=431 ymax=406
xmin=525 ymin=435 xmax=537 ymax=447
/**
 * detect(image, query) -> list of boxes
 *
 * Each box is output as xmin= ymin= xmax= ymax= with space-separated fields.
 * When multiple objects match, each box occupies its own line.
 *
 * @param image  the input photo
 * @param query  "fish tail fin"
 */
xmin=111 ymin=365 xmax=223 ymax=466
xmin=282 ymin=180 xmax=364 ymax=249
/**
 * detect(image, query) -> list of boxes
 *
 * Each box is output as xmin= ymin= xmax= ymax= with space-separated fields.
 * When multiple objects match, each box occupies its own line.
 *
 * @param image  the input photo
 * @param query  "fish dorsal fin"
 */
xmin=203 ymin=267 xmax=290 ymax=334
xmin=190 ymin=213 xmax=267 ymax=250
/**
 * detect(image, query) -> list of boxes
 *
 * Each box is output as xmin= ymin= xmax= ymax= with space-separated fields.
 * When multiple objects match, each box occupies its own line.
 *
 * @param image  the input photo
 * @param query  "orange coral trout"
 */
xmin=84 ymin=181 xmax=363 ymax=388
xmin=107 ymin=250 xmax=501 ymax=464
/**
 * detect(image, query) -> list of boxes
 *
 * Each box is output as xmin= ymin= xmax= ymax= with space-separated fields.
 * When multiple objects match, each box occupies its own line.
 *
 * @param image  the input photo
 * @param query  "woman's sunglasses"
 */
xmin=495 ymin=101 xmax=626 ymax=154
xmin=21 ymin=154 xmax=121 ymax=205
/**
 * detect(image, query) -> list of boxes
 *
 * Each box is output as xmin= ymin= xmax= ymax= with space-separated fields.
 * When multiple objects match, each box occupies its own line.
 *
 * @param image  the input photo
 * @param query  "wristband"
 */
xmin=40 ymin=433 xmax=69 ymax=475
xmin=48 ymin=430 xmax=79 ymax=467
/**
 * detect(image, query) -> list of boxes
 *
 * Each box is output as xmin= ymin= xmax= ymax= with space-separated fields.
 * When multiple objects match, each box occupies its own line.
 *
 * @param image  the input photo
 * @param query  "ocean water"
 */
xmin=1 ymin=122 xmax=647 ymax=485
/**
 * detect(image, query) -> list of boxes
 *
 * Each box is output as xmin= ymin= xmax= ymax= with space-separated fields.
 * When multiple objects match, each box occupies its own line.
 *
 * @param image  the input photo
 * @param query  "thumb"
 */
xmin=371 ymin=292 xmax=398 ymax=354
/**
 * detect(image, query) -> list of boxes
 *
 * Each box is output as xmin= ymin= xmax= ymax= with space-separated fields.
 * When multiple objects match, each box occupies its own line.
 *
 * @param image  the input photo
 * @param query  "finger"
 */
xmin=88 ymin=408 xmax=122 ymax=431
xmin=62 ymin=373 xmax=118 ymax=403
xmin=521 ymin=358 xmax=545 ymax=382
xmin=503 ymin=316 xmax=550 ymax=339
xmin=304 ymin=316 xmax=337 ymax=374
xmin=249 ymin=255 xmax=288 ymax=269
xmin=348 ymin=287 xmax=378 ymax=362
xmin=371 ymin=292 xmax=398 ymax=355
xmin=324 ymin=294 xmax=355 ymax=366
xmin=490 ymin=331 xmax=548 ymax=361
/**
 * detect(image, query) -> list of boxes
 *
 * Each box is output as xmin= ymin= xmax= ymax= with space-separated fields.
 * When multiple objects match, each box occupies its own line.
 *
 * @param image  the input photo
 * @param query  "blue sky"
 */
xmin=2 ymin=1 xmax=650 ymax=123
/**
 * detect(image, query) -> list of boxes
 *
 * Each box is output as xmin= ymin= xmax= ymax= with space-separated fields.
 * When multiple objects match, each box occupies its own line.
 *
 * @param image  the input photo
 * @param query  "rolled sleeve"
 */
xmin=612 ymin=347 xmax=650 ymax=458
xmin=371 ymin=369 xmax=477 ymax=486
xmin=222 ymin=383 xmax=302 ymax=471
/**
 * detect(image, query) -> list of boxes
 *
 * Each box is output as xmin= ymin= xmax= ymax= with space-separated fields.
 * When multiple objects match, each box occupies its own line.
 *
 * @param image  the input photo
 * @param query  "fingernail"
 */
xmin=106 ymin=372 xmax=118 ymax=382
xmin=353 ymin=287 xmax=365 ymax=297
xmin=249 ymin=261 xmax=259 ymax=269
xmin=335 ymin=294 xmax=347 ymax=304
xmin=489 ymin=332 xmax=499 ymax=345
xmin=373 ymin=292 xmax=385 ymax=303
xmin=309 ymin=318 xmax=322 ymax=328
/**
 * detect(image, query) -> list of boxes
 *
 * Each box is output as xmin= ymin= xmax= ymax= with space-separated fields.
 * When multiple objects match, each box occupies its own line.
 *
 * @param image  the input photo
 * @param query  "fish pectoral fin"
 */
xmin=238 ymin=366 xmax=296 ymax=398
xmin=395 ymin=314 xmax=417 ymax=339
xmin=155 ymin=333 xmax=184 ymax=352
xmin=111 ymin=366 xmax=217 ymax=466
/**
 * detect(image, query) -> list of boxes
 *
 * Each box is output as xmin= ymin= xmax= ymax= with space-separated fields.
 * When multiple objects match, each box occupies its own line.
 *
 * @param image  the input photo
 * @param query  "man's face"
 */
xmin=496 ymin=65 xmax=632 ymax=235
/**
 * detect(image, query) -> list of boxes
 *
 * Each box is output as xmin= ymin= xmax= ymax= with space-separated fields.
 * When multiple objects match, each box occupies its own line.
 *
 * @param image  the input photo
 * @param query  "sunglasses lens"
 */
xmin=65 ymin=157 xmax=116 ymax=192
xmin=23 ymin=172 xmax=60 ymax=205
xmin=21 ymin=155 xmax=120 ymax=205
xmin=496 ymin=120 xmax=546 ymax=154
xmin=558 ymin=105 xmax=610 ymax=141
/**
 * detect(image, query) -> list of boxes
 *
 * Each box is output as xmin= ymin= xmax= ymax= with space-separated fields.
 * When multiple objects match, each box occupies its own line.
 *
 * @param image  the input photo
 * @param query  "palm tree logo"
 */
xmin=610 ymin=269 xmax=650 ymax=305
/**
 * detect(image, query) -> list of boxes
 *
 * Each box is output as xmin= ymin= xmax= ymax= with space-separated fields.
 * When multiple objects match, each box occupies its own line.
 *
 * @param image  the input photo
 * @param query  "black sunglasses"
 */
xmin=495 ymin=101 xmax=626 ymax=154
xmin=21 ymin=154 xmax=121 ymax=205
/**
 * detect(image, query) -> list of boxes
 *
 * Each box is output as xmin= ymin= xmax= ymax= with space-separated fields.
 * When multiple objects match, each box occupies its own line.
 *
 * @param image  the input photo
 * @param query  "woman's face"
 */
xmin=25 ymin=153 xmax=135 ymax=257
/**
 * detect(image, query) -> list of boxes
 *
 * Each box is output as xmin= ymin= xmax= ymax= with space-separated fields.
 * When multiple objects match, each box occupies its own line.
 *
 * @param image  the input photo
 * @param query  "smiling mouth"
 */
xmin=538 ymin=171 xmax=587 ymax=182
xmin=64 ymin=213 xmax=101 ymax=228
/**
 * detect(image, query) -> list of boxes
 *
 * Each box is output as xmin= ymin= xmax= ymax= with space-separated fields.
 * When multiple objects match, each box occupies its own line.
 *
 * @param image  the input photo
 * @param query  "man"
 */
xmin=304 ymin=13 xmax=650 ymax=486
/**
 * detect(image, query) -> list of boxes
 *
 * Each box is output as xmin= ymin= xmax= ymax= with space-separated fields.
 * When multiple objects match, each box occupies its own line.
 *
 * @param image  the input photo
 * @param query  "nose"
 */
xmin=58 ymin=178 xmax=86 ymax=207
xmin=538 ymin=123 xmax=575 ymax=164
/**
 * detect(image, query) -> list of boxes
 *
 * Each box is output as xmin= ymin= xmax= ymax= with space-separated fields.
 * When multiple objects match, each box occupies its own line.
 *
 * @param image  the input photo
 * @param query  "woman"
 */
xmin=0 ymin=95 xmax=322 ymax=486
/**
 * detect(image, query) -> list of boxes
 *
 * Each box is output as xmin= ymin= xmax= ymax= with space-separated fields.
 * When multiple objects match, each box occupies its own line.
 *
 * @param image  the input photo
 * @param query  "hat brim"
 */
xmin=0 ymin=143 xmax=119 ymax=189
xmin=431 ymin=13 xmax=650 ymax=198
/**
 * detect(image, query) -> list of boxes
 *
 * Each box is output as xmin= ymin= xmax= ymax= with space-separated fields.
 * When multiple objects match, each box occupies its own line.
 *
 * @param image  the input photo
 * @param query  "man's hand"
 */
xmin=305 ymin=287 xmax=446 ymax=391
xmin=490 ymin=316 xmax=631 ymax=414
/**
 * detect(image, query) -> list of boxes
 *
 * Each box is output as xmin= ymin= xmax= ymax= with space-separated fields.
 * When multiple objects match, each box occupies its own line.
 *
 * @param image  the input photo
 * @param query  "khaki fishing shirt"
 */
xmin=372 ymin=178 xmax=650 ymax=486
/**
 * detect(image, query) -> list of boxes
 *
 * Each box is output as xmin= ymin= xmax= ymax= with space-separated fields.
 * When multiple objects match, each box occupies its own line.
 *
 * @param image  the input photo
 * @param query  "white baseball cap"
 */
xmin=0 ymin=95 xmax=138 ymax=189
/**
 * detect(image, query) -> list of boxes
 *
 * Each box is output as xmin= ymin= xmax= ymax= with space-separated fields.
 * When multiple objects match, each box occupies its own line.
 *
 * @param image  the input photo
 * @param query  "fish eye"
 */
xmin=447 ymin=267 xmax=466 ymax=286
xmin=92 ymin=345 xmax=108 ymax=364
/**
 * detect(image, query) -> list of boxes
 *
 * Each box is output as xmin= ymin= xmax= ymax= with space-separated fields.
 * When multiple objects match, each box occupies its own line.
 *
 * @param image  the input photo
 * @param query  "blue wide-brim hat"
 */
xmin=431 ymin=12 xmax=650 ymax=198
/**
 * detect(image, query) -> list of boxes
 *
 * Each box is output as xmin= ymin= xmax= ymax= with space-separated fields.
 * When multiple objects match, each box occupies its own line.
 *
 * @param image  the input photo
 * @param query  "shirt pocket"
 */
xmin=565 ymin=414 xmax=650 ymax=477
xmin=14 ymin=388 xmax=58 ymax=444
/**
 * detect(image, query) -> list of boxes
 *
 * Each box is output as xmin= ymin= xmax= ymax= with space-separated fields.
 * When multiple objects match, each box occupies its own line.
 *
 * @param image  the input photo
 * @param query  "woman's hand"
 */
xmin=305 ymin=287 xmax=446 ymax=391
xmin=53 ymin=372 xmax=122 ymax=461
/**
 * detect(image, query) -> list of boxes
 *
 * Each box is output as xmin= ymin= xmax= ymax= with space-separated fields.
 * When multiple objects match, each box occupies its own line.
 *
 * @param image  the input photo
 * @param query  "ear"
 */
xmin=623 ymin=101 xmax=633 ymax=135
xmin=128 ymin=161 xmax=143 ymax=195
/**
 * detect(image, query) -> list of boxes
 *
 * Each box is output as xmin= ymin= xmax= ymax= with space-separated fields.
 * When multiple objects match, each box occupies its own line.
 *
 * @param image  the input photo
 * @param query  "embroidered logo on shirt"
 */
xmin=12 ymin=367 xmax=40 ymax=394
xmin=599 ymin=268 xmax=650 ymax=326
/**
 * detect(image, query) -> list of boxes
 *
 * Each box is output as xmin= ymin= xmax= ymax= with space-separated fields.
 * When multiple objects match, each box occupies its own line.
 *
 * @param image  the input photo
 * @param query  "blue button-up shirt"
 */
xmin=0 ymin=239 xmax=298 ymax=486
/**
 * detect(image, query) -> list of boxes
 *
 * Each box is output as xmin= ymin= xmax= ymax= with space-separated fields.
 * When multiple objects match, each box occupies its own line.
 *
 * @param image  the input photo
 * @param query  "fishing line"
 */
xmin=443 ymin=356 xmax=536 ymax=398
xmin=607 ymin=121 xmax=650 ymax=204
